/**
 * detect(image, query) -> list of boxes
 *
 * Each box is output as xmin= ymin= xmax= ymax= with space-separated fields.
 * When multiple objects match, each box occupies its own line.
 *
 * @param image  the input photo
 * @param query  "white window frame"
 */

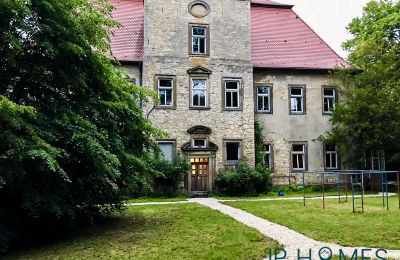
xmin=325 ymin=145 xmax=338 ymax=169
xmin=264 ymin=144 xmax=273 ymax=169
xmin=192 ymin=138 xmax=207 ymax=148
xmin=291 ymin=143 xmax=306 ymax=171
xmin=290 ymin=86 xmax=305 ymax=114
xmin=257 ymin=86 xmax=271 ymax=112
xmin=224 ymin=79 xmax=241 ymax=109
xmin=157 ymin=77 xmax=174 ymax=107
xmin=192 ymin=26 xmax=207 ymax=55
xmin=323 ymin=88 xmax=336 ymax=114
xmin=191 ymin=78 xmax=207 ymax=108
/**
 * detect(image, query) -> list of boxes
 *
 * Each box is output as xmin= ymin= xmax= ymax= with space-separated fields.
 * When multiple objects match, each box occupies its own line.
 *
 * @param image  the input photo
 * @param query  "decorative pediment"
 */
xmin=187 ymin=125 xmax=212 ymax=135
xmin=181 ymin=141 xmax=218 ymax=152
xmin=187 ymin=66 xmax=212 ymax=75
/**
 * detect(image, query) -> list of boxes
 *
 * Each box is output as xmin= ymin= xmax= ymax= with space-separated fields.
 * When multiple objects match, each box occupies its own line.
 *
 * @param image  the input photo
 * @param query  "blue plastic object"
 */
xmin=278 ymin=191 xmax=285 ymax=196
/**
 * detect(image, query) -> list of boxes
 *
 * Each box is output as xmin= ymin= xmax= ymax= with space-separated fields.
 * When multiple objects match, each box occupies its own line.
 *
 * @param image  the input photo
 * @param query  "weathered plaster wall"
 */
xmin=142 ymin=0 xmax=255 ymax=170
xmin=254 ymin=71 xmax=333 ymax=185
xmin=121 ymin=64 xmax=141 ymax=84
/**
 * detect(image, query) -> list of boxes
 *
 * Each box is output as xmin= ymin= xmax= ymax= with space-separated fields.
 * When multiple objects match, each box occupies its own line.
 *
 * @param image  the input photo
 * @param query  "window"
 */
xmin=257 ymin=86 xmax=272 ymax=113
xmin=158 ymin=141 xmax=175 ymax=162
xmin=289 ymin=86 xmax=305 ymax=114
xmin=325 ymin=144 xmax=338 ymax=169
xmin=291 ymin=143 xmax=307 ymax=171
xmin=191 ymin=78 xmax=207 ymax=107
xmin=264 ymin=144 xmax=273 ymax=169
xmin=225 ymin=141 xmax=241 ymax=164
xmin=323 ymin=88 xmax=336 ymax=114
xmin=190 ymin=25 xmax=209 ymax=56
xmin=224 ymin=79 xmax=241 ymax=109
xmin=193 ymin=138 xmax=206 ymax=148
xmin=157 ymin=77 xmax=174 ymax=107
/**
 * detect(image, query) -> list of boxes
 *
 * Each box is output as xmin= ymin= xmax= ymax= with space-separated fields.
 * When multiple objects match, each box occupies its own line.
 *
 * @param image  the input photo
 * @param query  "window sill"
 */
xmin=155 ymin=106 xmax=176 ymax=110
xmin=289 ymin=112 xmax=306 ymax=115
xmin=189 ymin=54 xmax=209 ymax=58
xmin=223 ymin=108 xmax=243 ymax=112
xmin=322 ymin=112 xmax=333 ymax=116
xmin=189 ymin=107 xmax=211 ymax=110
xmin=256 ymin=110 xmax=273 ymax=114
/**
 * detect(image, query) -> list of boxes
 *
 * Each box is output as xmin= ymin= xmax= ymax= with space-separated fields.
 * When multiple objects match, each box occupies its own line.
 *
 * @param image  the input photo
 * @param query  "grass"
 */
xmin=213 ymin=190 xmax=342 ymax=200
xmin=225 ymin=196 xmax=400 ymax=250
xmin=124 ymin=196 xmax=187 ymax=203
xmin=6 ymin=203 xmax=280 ymax=260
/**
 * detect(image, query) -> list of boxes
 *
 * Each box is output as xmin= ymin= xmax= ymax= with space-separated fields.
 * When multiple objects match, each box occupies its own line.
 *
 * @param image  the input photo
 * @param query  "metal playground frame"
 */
xmin=301 ymin=170 xmax=400 ymax=213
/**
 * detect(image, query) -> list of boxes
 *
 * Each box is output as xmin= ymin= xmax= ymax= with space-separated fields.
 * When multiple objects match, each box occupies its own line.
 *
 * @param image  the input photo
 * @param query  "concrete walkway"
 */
xmin=189 ymin=198 xmax=400 ymax=259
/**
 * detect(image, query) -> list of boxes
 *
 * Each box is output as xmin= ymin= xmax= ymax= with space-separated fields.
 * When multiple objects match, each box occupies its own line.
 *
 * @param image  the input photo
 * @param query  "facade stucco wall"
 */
xmin=142 ymin=0 xmax=255 ymax=173
xmin=254 ymin=71 xmax=334 ymax=185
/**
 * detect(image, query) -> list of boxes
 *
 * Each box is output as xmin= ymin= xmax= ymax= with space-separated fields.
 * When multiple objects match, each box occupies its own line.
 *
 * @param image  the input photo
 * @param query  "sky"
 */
xmin=273 ymin=0 xmax=371 ymax=60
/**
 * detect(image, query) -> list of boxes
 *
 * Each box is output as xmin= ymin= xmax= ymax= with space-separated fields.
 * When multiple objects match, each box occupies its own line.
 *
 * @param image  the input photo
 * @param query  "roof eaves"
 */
xmin=250 ymin=0 xmax=293 ymax=9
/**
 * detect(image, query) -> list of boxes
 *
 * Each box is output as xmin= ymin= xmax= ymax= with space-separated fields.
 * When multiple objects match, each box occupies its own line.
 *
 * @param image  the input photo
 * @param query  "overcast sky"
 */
xmin=273 ymin=0 xmax=371 ymax=60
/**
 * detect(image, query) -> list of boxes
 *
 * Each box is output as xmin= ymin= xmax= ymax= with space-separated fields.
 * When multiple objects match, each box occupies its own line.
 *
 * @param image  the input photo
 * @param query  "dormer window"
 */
xmin=193 ymin=138 xmax=207 ymax=148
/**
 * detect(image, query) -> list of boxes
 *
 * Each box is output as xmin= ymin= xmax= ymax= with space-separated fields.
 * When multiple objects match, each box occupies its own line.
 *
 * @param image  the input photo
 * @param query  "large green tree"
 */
xmin=0 ymin=0 xmax=160 ymax=252
xmin=327 ymin=0 xmax=400 ymax=168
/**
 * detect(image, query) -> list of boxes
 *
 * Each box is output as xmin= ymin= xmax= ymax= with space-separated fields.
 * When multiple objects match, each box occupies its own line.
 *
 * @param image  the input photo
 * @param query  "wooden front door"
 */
xmin=190 ymin=158 xmax=209 ymax=192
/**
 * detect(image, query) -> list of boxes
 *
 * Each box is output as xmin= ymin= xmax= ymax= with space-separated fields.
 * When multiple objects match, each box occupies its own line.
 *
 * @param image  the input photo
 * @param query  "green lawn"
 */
xmin=124 ymin=196 xmax=187 ymax=203
xmin=213 ymin=190 xmax=342 ymax=201
xmin=6 ymin=204 xmax=279 ymax=260
xmin=225 ymin=197 xmax=400 ymax=250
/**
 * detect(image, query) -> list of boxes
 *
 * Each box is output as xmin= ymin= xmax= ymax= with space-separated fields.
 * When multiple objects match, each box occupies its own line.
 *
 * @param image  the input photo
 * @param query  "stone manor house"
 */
xmin=110 ymin=0 xmax=348 ymax=192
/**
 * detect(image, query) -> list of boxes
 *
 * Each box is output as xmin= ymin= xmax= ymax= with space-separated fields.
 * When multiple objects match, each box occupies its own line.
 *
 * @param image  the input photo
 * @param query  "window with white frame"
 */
xmin=193 ymin=138 xmax=207 ymax=148
xmin=290 ymin=86 xmax=305 ymax=114
xmin=264 ymin=144 xmax=273 ymax=169
xmin=325 ymin=144 xmax=338 ymax=169
xmin=191 ymin=79 xmax=207 ymax=107
xmin=225 ymin=141 xmax=241 ymax=164
xmin=257 ymin=86 xmax=271 ymax=112
xmin=191 ymin=26 xmax=207 ymax=55
xmin=157 ymin=77 xmax=174 ymax=107
xmin=158 ymin=141 xmax=175 ymax=162
xmin=224 ymin=80 xmax=240 ymax=109
xmin=323 ymin=88 xmax=336 ymax=113
xmin=291 ymin=143 xmax=306 ymax=171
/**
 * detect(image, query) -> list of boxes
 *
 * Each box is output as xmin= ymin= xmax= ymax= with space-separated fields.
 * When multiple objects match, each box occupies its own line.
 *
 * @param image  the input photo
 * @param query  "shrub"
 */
xmin=214 ymin=162 xmax=272 ymax=196
xmin=152 ymin=157 xmax=190 ymax=197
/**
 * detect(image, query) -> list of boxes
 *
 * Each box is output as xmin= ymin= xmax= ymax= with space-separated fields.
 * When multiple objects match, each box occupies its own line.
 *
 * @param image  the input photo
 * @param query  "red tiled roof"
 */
xmin=251 ymin=5 xmax=348 ymax=69
xmin=110 ymin=0 xmax=143 ymax=62
xmin=109 ymin=0 xmax=348 ymax=69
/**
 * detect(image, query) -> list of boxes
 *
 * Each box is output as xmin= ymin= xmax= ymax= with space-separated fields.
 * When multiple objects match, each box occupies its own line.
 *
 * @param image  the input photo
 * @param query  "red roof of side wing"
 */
xmin=251 ymin=5 xmax=349 ymax=69
xmin=110 ymin=0 xmax=144 ymax=62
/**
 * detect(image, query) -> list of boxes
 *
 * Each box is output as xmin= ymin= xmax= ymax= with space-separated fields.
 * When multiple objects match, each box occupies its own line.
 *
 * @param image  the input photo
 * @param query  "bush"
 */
xmin=214 ymin=162 xmax=272 ymax=196
xmin=152 ymin=157 xmax=190 ymax=197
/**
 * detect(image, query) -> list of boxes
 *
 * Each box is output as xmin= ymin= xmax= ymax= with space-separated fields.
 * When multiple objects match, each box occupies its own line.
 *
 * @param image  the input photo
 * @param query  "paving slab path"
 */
xmin=189 ymin=198 xmax=400 ymax=259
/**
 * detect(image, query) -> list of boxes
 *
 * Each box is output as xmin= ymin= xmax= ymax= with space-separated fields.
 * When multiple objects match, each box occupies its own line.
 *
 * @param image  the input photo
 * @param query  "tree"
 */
xmin=0 ymin=0 xmax=161 ymax=252
xmin=326 ymin=0 xmax=400 ymax=168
